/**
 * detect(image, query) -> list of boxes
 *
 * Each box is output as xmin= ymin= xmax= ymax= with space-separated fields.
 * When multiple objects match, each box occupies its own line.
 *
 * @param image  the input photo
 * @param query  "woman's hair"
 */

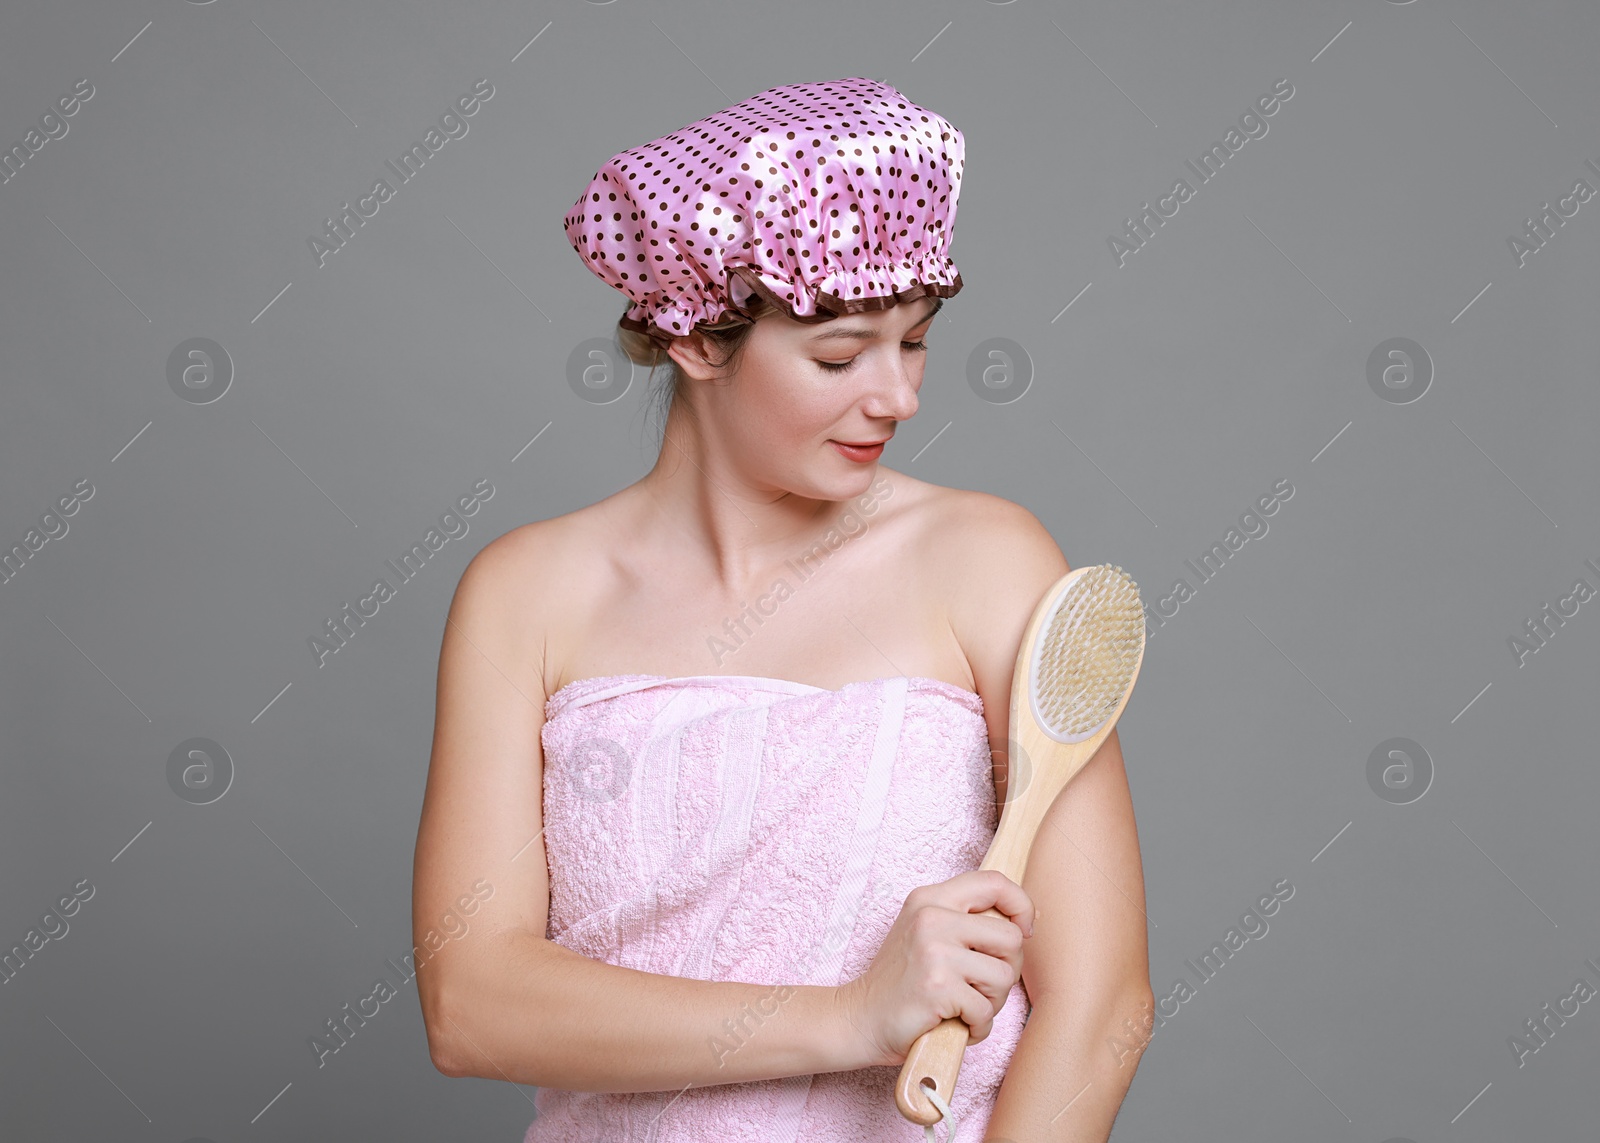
xmin=616 ymin=296 xmax=777 ymax=443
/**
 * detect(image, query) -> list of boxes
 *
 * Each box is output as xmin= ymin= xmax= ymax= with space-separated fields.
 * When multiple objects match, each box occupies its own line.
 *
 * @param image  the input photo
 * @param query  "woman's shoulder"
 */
xmin=890 ymin=472 xmax=1072 ymax=691
xmin=470 ymin=488 xmax=627 ymax=570
xmin=882 ymin=469 xmax=1063 ymax=567
xmin=449 ymin=499 xmax=619 ymax=635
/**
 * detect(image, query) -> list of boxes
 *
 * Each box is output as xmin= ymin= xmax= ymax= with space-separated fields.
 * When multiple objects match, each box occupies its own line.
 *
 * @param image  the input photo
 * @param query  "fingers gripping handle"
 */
xmin=893 ymin=903 xmax=1009 ymax=1127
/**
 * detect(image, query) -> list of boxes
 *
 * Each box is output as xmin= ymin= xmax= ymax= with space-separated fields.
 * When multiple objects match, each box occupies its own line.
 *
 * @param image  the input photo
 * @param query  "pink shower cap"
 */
xmin=562 ymin=76 xmax=965 ymax=346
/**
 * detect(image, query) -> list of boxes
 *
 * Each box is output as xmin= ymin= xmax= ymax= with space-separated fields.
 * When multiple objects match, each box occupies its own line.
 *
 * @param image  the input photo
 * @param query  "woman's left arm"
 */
xmin=940 ymin=492 xmax=1155 ymax=1140
xmin=983 ymin=726 xmax=1155 ymax=1142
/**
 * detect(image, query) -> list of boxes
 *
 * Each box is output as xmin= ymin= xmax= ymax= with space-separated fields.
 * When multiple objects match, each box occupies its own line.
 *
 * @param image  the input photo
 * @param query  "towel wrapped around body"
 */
xmin=525 ymin=672 xmax=1031 ymax=1142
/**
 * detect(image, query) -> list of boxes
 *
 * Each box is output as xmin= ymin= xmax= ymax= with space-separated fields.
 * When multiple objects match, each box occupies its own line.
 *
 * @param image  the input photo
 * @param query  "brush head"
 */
xmin=1029 ymin=565 xmax=1146 ymax=743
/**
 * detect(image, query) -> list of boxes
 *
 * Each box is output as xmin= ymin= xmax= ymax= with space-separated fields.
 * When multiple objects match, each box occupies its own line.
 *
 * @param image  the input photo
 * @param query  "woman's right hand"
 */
xmin=833 ymin=870 xmax=1035 ymax=1069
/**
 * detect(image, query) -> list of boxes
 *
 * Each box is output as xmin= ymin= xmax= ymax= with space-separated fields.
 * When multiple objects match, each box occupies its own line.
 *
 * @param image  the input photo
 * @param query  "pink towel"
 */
xmin=526 ymin=673 xmax=1031 ymax=1142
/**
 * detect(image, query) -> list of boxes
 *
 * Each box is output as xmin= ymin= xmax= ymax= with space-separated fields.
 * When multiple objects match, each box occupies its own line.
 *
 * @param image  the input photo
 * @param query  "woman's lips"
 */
xmin=830 ymin=439 xmax=886 ymax=463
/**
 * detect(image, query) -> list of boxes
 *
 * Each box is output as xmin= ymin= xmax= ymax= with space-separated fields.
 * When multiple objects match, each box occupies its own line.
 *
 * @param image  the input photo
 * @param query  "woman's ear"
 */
xmin=666 ymin=330 xmax=722 ymax=383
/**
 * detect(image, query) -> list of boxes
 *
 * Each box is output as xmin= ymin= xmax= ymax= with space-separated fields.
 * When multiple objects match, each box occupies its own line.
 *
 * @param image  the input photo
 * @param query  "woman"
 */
xmin=412 ymin=77 xmax=1153 ymax=1141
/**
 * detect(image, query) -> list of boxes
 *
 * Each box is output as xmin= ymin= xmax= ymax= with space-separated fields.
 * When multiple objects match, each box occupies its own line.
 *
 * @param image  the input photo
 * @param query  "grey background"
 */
xmin=2 ymin=0 xmax=1596 ymax=1140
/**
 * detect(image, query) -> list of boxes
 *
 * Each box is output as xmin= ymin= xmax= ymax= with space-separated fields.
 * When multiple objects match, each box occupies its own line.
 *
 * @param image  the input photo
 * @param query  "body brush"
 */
xmin=894 ymin=564 xmax=1147 ymax=1133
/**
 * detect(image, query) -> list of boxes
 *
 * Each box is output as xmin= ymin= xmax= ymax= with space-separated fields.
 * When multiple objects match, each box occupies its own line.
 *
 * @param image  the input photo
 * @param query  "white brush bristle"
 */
xmin=1030 ymin=565 xmax=1145 ymax=743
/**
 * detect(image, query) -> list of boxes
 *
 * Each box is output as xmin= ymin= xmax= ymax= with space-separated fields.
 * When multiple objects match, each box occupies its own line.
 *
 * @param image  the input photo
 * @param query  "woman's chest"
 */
xmin=551 ymin=529 xmax=969 ymax=694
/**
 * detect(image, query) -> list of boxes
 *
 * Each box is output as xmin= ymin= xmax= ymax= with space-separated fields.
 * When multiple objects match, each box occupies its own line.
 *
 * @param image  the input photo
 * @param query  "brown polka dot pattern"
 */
xmin=562 ymin=76 xmax=965 ymax=346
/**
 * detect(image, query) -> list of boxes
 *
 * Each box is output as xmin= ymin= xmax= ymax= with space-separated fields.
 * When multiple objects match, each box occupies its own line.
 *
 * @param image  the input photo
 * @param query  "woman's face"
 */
xmin=674 ymin=296 xmax=942 ymax=501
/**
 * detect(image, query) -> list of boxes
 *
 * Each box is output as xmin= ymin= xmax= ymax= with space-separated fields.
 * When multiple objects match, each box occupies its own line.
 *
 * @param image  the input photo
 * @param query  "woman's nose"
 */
xmin=868 ymin=357 xmax=920 ymax=420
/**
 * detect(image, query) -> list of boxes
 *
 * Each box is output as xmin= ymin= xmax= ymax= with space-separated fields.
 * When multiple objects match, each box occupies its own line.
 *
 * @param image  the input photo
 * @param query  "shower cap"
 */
xmin=563 ymin=76 xmax=965 ymax=346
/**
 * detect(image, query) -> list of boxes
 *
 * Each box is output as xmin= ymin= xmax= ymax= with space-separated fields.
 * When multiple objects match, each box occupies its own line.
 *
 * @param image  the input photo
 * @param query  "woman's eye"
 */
xmin=817 ymin=341 xmax=929 ymax=374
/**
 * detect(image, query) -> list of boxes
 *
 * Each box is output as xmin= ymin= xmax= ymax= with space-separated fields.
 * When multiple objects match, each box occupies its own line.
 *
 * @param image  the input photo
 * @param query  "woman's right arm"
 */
xmin=412 ymin=530 xmax=876 ymax=1091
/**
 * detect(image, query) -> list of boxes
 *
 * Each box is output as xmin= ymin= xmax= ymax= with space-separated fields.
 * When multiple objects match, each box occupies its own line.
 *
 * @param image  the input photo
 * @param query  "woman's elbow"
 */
xmin=1106 ymin=983 xmax=1157 ymax=1071
xmin=418 ymin=972 xmax=472 ymax=1078
xmin=1113 ymin=981 xmax=1157 ymax=1034
xmin=430 ymin=1043 xmax=467 ymax=1079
